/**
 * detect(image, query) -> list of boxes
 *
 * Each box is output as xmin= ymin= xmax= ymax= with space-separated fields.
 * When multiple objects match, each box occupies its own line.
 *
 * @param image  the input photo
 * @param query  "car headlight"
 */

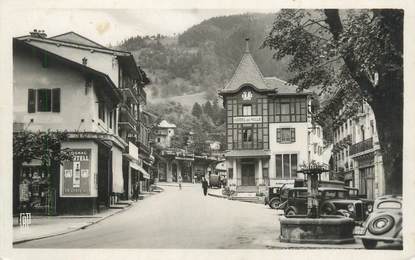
xmin=347 ymin=204 xmax=355 ymax=212
xmin=367 ymin=204 xmax=373 ymax=212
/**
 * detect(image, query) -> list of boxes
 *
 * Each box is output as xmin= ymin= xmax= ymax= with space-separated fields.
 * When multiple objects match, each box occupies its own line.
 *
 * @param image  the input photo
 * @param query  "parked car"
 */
xmin=282 ymin=187 xmax=373 ymax=223
xmin=265 ymin=185 xmax=290 ymax=209
xmin=353 ymin=195 xmax=402 ymax=249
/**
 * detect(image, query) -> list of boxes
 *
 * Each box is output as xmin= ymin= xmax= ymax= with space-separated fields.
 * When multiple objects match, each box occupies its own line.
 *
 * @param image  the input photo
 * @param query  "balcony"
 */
xmin=349 ymin=137 xmax=373 ymax=156
xmin=118 ymin=105 xmax=138 ymax=134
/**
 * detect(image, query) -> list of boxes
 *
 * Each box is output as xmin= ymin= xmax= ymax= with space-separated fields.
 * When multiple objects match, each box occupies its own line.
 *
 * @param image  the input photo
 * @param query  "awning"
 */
xmin=225 ymin=150 xmax=271 ymax=158
xmin=129 ymin=162 xmax=150 ymax=179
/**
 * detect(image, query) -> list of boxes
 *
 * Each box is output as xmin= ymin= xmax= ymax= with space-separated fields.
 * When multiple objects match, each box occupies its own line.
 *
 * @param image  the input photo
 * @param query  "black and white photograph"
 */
xmin=0 ymin=1 xmax=414 ymax=259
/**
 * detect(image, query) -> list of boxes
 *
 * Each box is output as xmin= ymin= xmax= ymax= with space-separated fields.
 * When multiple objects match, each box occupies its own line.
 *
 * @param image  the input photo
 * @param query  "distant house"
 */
xmin=154 ymin=120 xmax=177 ymax=148
xmin=218 ymin=39 xmax=326 ymax=195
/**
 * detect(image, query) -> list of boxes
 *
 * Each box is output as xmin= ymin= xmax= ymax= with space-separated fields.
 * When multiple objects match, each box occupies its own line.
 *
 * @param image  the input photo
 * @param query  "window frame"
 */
xmin=242 ymin=104 xmax=252 ymax=116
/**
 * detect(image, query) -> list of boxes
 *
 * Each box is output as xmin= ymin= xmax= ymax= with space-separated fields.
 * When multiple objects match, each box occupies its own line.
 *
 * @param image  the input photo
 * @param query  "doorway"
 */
xmin=241 ymin=163 xmax=255 ymax=186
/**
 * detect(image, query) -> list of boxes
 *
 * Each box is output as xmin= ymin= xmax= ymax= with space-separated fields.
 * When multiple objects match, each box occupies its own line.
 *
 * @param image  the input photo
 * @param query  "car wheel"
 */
xmin=362 ymin=239 xmax=378 ymax=249
xmin=285 ymin=208 xmax=296 ymax=216
xmin=269 ymin=199 xmax=280 ymax=209
xmin=368 ymin=214 xmax=395 ymax=235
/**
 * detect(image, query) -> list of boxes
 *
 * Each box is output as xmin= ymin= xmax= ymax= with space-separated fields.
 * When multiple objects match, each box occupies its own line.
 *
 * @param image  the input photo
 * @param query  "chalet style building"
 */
xmin=219 ymin=39 xmax=326 ymax=194
xmin=13 ymin=30 xmax=150 ymax=215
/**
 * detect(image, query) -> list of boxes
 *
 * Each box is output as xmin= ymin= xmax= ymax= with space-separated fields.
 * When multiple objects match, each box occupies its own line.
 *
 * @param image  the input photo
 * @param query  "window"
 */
xmin=277 ymin=128 xmax=295 ymax=143
xmin=276 ymin=153 xmax=298 ymax=179
xmin=109 ymin=110 xmax=113 ymax=129
xmin=242 ymin=127 xmax=252 ymax=142
xmin=98 ymin=102 xmax=105 ymax=122
xmin=228 ymin=168 xmax=233 ymax=179
xmin=242 ymin=105 xmax=252 ymax=116
xmin=274 ymin=97 xmax=307 ymax=123
xmin=28 ymin=88 xmax=60 ymax=113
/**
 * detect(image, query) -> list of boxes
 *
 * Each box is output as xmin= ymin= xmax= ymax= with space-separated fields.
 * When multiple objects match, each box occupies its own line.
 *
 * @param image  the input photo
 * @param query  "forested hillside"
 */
xmin=116 ymin=13 xmax=292 ymax=101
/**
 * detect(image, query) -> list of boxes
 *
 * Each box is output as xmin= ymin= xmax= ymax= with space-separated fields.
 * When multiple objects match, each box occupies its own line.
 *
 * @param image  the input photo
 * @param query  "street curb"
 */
xmin=13 ymin=189 xmax=163 ymax=245
xmin=207 ymin=193 xmax=228 ymax=199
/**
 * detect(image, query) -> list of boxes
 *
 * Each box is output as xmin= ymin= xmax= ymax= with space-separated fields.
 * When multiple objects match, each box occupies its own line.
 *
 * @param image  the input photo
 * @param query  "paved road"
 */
xmin=15 ymin=183 xmax=402 ymax=249
xmin=16 ymin=184 xmax=280 ymax=248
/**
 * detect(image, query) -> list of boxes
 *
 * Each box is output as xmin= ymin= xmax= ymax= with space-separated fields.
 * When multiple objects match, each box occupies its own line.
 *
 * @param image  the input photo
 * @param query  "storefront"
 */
xmin=17 ymin=160 xmax=58 ymax=215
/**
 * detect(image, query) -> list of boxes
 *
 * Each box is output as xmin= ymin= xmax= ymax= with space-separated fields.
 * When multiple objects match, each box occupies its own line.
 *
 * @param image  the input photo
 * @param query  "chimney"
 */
xmin=29 ymin=29 xmax=47 ymax=39
xmin=245 ymin=38 xmax=250 ymax=53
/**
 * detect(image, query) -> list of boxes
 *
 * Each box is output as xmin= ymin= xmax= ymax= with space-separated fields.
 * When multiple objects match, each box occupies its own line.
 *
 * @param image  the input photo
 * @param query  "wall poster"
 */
xmin=62 ymin=149 xmax=91 ymax=196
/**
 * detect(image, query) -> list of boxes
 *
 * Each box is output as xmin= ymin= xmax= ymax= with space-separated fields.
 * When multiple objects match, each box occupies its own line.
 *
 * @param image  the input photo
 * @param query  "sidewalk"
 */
xmin=13 ymin=189 xmax=162 ymax=244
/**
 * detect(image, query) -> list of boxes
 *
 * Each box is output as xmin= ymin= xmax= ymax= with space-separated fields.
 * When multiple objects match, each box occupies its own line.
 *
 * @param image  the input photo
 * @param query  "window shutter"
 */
xmin=28 ymin=89 xmax=36 ymax=113
xmin=291 ymin=128 xmax=296 ymax=142
xmin=277 ymin=128 xmax=281 ymax=143
xmin=52 ymin=88 xmax=61 ymax=112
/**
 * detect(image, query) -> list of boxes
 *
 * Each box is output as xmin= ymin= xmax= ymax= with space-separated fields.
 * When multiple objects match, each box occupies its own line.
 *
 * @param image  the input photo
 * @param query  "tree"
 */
xmin=191 ymin=102 xmax=203 ymax=118
xmin=263 ymin=9 xmax=403 ymax=195
xmin=203 ymin=100 xmax=213 ymax=117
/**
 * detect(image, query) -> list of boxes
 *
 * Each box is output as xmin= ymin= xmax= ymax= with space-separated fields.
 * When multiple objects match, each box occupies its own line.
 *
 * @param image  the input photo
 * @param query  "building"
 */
xmin=331 ymin=97 xmax=384 ymax=200
xmin=13 ymin=30 xmax=149 ymax=215
xmin=154 ymin=120 xmax=176 ymax=148
xmin=218 ymin=39 xmax=326 ymax=195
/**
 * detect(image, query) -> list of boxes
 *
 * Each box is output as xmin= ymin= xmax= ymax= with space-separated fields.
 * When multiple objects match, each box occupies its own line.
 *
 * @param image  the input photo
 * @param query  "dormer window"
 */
xmin=242 ymin=104 xmax=252 ymax=116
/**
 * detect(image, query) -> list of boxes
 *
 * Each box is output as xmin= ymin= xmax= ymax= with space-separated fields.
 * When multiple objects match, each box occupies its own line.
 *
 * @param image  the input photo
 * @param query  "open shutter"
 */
xmin=276 ymin=128 xmax=281 ymax=143
xmin=290 ymin=128 xmax=296 ymax=142
xmin=28 ymin=89 xmax=36 ymax=113
xmin=52 ymin=88 xmax=61 ymax=112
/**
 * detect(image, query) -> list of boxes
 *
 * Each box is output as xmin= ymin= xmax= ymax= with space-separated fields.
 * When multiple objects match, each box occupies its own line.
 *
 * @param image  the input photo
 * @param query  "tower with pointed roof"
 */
xmin=219 ymin=38 xmax=326 ymax=195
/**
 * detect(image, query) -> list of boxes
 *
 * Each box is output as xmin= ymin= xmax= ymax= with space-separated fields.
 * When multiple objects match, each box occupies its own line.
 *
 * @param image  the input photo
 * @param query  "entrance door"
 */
xmin=241 ymin=164 xmax=255 ymax=186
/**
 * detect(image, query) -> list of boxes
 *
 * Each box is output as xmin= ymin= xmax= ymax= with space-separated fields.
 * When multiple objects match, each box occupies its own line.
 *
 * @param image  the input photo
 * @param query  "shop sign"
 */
xmin=233 ymin=116 xmax=262 ymax=124
xmin=62 ymin=149 xmax=91 ymax=196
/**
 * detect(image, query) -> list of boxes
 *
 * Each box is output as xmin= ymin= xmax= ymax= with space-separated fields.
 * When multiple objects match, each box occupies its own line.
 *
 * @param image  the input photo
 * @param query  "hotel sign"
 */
xmin=233 ymin=116 xmax=262 ymax=124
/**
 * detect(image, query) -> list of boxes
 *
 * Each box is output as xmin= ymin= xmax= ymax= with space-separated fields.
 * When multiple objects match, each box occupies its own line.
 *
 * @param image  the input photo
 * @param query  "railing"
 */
xmin=119 ymin=105 xmax=138 ymax=125
xmin=350 ymin=137 xmax=373 ymax=155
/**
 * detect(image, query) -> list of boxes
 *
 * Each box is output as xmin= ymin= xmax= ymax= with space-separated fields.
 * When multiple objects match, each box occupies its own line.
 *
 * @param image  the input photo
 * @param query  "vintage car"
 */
xmin=264 ymin=185 xmax=290 ymax=209
xmin=353 ymin=195 xmax=402 ymax=249
xmin=283 ymin=187 xmax=373 ymax=223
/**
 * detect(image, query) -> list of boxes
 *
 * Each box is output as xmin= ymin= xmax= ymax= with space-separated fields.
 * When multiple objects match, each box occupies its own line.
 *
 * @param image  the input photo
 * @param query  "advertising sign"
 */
xmin=62 ymin=149 xmax=91 ymax=196
xmin=233 ymin=116 xmax=262 ymax=124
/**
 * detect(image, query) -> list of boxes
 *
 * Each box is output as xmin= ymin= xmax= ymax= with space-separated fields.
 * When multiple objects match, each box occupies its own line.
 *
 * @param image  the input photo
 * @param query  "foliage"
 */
xmin=117 ymin=13 xmax=293 ymax=99
xmin=263 ymin=9 xmax=403 ymax=194
xmin=191 ymin=102 xmax=203 ymax=118
xmin=13 ymin=130 xmax=74 ymax=166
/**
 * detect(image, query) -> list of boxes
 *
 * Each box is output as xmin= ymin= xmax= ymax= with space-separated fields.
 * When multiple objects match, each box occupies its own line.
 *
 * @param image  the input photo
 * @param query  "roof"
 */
xmin=220 ymin=50 xmax=269 ymax=94
xmin=49 ymin=31 xmax=107 ymax=48
xmin=16 ymin=32 xmax=143 ymax=81
xmin=158 ymin=120 xmax=176 ymax=128
xmin=219 ymin=39 xmax=309 ymax=96
xmin=13 ymin=38 xmax=122 ymax=103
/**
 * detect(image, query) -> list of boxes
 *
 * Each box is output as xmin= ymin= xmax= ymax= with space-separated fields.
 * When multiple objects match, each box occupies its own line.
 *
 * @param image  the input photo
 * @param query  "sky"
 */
xmin=10 ymin=8 xmax=277 ymax=46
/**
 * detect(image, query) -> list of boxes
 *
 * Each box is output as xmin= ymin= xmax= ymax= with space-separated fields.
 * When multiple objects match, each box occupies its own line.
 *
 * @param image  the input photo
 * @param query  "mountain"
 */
xmin=116 ymin=13 xmax=293 ymax=103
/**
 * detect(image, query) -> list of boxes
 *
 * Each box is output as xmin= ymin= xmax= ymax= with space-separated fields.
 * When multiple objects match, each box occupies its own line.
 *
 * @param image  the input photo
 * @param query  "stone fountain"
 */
xmin=279 ymin=162 xmax=355 ymax=244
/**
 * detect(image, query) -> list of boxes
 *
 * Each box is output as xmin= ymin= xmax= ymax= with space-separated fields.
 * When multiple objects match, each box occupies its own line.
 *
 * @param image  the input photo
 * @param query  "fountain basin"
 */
xmin=279 ymin=215 xmax=355 ymax=244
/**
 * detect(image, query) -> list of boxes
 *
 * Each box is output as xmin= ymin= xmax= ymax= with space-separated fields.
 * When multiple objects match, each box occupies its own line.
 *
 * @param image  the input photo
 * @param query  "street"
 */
xmin=15 ymin=184 xmax=279 ymax=248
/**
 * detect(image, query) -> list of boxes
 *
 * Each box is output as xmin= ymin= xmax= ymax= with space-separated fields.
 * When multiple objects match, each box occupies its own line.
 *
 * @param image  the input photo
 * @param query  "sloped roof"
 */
xmin=220 ymin=48 xmax=269 ymax=93
xmin=263 ymin=77 xmax=306 ymax=94
xmin=49 ymin=31 xmax=106 ymax=48
xmin=158 ymin=120 xmax=176 ymax=128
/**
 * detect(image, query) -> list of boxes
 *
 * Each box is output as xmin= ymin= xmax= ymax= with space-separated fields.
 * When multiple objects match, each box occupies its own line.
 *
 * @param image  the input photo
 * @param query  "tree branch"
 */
xmin=323 ymin=9 xmax=375 ymax=97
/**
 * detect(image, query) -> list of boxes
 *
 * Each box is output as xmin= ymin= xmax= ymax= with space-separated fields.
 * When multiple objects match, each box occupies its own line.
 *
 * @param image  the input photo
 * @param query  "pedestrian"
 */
xmin=201 ymin=177 xmax=208 ymax=196
xmin=133 ymin=182 xmax=139 ymax=201
xmin=178 ymin=175 xmax=182 ymax=190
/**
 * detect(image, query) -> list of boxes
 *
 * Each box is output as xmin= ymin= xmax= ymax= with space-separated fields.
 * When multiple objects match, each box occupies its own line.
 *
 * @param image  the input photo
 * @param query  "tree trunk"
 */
xmin=369 ymin=73 xmax=403 ymax=195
